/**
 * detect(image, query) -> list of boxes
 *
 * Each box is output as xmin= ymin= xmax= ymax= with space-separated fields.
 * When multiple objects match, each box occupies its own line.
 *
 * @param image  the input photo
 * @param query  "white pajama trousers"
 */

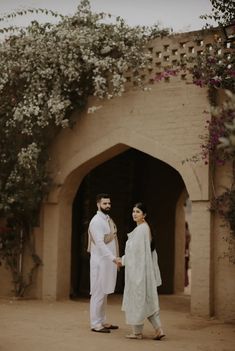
xmin=90 ymin=284 xmax=107 ymax=329
xmin=132 ymin=310 xmax=162 ymax=334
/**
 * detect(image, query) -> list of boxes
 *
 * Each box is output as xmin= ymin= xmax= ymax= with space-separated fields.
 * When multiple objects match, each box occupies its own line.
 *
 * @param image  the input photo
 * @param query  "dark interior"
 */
xmin=70 ymin=148 xmax=185 ymax=298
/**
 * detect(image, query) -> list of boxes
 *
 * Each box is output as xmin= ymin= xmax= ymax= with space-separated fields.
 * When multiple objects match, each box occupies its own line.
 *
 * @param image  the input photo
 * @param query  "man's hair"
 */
xmin=96 ymin=193 xmax=111 ymax=202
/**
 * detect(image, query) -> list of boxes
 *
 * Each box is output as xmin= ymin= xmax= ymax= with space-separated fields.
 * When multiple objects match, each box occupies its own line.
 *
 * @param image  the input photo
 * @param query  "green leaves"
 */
xmin=0 ymin=0 xmax=166 ymax=224
xmin=200 ymin=0 xmax=235 ymax=27
xmin=0 ymin=0 xmax=171 ymax=296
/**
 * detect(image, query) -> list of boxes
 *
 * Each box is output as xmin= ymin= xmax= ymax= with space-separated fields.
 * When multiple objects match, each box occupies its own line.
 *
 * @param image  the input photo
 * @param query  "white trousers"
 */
xmin=132 ymin=310 xmax=162 ymax=334
xmin=90 ymin=283 xmax=107 ymax=329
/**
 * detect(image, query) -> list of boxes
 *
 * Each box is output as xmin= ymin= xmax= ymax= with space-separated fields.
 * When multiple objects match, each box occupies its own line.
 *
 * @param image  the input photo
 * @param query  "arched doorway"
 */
xmin=70 ymin=148 xmax=186 ymax=298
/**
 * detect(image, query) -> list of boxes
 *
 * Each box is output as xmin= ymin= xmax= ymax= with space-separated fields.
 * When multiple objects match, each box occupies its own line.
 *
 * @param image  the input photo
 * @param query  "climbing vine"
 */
xmin=190 ymin=0 xmax=235 ymax=239
xmin=0 ymin=0 xmax=168 ymax=295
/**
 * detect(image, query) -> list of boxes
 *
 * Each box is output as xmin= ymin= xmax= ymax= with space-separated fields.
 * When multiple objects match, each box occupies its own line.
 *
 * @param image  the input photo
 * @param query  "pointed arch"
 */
xmin=49 ymin=127 xmax=205 ymax=204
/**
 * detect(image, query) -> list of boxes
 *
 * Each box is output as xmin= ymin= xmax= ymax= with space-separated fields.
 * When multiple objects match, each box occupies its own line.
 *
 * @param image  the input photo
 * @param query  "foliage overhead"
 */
xmin=200 ymin=0 xmax=235 ymax=26
xmin=0 ymin=0 xmax=167 ymax=224
xmin=0 ymin=0 xmax=169 ymax=295
xmin=217 ymin=91 xmax=235 ymax=155
xmin=187 ymin=0 xmax=235 ymax=238
xmin=200 ymin=91 xmax=235 ymax=164
xmin=191 ymin=44 xmax=235 ymax=93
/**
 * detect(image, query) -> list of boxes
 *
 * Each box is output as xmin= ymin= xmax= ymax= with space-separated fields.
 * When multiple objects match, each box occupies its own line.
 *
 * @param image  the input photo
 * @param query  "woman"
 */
xmin=121 ymin=202 xmax=165 ymax=340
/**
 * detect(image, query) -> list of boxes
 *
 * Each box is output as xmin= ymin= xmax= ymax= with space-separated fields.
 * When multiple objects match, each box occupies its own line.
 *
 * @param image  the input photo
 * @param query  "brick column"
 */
xmin=41 ymin=203 xmax=60 ymax=300
xmin=174 ymin=190 xmax=187 ymax=293
xmin=190 ymin=200 xmax=213 ymax=317
xmin=41 ymin=202 xmax=72 ymax=300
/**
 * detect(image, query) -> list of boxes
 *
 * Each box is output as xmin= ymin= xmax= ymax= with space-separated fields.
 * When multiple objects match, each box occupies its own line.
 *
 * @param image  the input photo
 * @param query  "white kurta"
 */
xmin=89 ymin=211 xmax=117 ymax=295
xmin=121 ymin=222 xmax=162 ymax=325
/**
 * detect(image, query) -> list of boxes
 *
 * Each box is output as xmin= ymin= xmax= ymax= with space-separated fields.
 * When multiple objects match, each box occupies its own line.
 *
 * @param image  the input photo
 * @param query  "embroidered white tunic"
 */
xmin=121 ymin=222 xmax=162 ymax=325
xmin=89 ymin=211 xmax=117 ymax=295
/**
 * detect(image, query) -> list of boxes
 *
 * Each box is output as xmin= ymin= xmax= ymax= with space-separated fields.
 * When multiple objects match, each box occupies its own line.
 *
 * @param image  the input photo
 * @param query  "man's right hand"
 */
xmin=113 ymin=257 xmax=122 ymax=267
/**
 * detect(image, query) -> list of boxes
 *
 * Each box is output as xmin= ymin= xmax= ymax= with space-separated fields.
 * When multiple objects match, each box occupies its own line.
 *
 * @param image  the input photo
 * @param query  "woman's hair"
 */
xmin=134 ymin=202 xmax=147 ymax=215
xmin=133 ymin=202 xmax=156 ymax=251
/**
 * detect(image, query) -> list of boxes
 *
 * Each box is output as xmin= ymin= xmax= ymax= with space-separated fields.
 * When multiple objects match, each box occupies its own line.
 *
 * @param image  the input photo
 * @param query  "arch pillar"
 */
xmin=190 ymin=200 xmax=213 ymax=317
xmin=174 ymin=189 xmax=188 ymax=293
xmin=41 ymin=203 xmax=59 ymax=300
xmin=41 ymin=202 xmax=72 ymax=300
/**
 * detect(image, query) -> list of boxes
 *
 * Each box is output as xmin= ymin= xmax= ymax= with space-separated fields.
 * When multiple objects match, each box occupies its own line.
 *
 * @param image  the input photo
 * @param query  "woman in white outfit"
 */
xmin=121 ymin=202 xmax=165 ymax=340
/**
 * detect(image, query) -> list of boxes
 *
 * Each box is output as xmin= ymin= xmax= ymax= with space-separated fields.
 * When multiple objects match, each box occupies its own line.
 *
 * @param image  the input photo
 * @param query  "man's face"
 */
xmin=97 ymin=198 xmax=111 ymax=214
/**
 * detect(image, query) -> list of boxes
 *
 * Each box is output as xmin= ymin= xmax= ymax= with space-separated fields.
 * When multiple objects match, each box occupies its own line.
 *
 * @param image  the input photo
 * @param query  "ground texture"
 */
xmin=0 ymin=294 xmax=234 ymax=351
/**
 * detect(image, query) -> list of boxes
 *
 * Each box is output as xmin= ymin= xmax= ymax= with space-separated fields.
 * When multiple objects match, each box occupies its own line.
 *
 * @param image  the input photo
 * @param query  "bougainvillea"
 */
xmin=210 ymin=189 xmax=235 ymax=233
xmin=200 ymin=91 xmax=235 ymax=164
xmin=0 ymin=0 xmax=167 ymax=296
xmin=191 ymin=44 xmax=235 ymax=93
xmin=0 ymin=0 xmax=168 ymax=295
xmin=0 ymin=0 xmax=166 ymax=222
xmin=218 ymin=91 xmax=235 ymax=154
xmin=186 ymin=0 xmax=235 ymax=238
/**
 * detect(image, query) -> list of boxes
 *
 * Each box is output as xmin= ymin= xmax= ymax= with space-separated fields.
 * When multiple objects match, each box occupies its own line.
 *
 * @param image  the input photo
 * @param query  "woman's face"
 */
xmin=132 ymin=207 xmax=146 ymax=224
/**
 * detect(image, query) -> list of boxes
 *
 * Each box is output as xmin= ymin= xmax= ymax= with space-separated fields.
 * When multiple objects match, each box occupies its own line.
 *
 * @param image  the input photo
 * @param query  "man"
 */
xmin=88 ymin=193 xmax=120 ymax=333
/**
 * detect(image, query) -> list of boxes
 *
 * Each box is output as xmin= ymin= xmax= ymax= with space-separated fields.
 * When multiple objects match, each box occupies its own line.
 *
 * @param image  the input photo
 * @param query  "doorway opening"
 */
xmin=70 ymin=148 xmax=186 ymax=298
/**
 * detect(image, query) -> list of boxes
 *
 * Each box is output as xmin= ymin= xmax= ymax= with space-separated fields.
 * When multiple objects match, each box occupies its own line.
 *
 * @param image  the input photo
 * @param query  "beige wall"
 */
xmin=49 ymin=80 xmax=209 ymax=203
xmin=40 ymin=79 xmax=210 ymax=307
xmin=190 ymin=200 xmax=212 ymax=317
xmin=1 ymin=28 xmax=234 ymax=322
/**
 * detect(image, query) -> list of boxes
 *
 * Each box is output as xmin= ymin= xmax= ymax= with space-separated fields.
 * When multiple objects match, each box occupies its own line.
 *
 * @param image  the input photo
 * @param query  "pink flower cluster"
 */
xmin=201 ymin=109 xmax=234 ymax=164
xmin=155 ymin=69 xmax=179 ymax=82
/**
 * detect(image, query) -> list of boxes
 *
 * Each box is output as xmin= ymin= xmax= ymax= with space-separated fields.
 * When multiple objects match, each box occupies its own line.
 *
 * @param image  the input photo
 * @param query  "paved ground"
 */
xmin=0 ymin=294 xmax=234 ymax=351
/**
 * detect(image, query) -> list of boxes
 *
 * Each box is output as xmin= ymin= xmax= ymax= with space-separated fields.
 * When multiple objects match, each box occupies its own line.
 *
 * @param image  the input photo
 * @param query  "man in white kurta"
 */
xmin=88 ymin=194 xmax=119 ymax=333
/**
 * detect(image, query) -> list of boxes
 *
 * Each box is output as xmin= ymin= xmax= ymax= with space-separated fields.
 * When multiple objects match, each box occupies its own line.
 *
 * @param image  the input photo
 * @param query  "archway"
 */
xmin=41 ymin=135 xmax=211 ymax=317
xmin=70 ymin=148 xmax=186 ymax=298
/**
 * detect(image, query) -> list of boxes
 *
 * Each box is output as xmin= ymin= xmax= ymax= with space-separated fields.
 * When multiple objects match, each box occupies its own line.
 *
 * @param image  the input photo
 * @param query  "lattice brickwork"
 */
xmin=125 ymin=28 xmax=232 ymax=87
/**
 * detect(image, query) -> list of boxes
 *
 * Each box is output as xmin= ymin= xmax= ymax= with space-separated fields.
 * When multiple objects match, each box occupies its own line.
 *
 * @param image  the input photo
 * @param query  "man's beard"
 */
xmin=100 ymin=207 xmax=111 ymax=215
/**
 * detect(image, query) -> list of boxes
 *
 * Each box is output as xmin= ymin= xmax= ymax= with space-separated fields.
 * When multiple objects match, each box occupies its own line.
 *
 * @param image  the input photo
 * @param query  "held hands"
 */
xmin=113 ymin=257 xmax=122 ymax=267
